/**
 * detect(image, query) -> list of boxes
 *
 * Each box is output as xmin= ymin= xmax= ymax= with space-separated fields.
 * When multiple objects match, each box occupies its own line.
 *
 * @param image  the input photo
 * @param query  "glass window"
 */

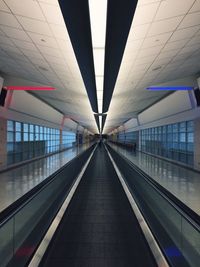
xmin=173 ymin=133 xmax=178 ymax=142
xmin=24 ymin=124 xmax=29 ymax=132
xmin=180 ymin=133 xmax=186 ymax=142
xmin=35 ymin=133 xmax=39 ymax=141
xmin=179 ymin=122 xmax=186 ymax=132
xmin=140 ymin=120 xmax=194 ymax=167
xmin=6 ymin=120 xmax=81 ymax=166
xmin=16 ymin=122 xmax=21 ymax=131
xmin=30 ymin=124 xmax=34 ymax=132
xmin=188 ymin=133 xmax=194 ymax=143
xmin=7 ymin=120 xmax=14 ymax=131
xmin=23 ymin=133 xmax=29 ymax=141
xmin=173 ymin=124 xmax=178 ymax=132
xmin=167 ymin=125 xmax=172 ymax=132
xmin=16 ymin=132 xmax=21 ymax=142
xmin=7 ymin=132 xmax=14 ymax=142
xmin=7 ymin=143 xmax=14 ymax=152
xmin=187 ymin=121 xmax=194 ymax=131
xmin=29 ymin=133 xmax=34 ymax=141
xmin=187 ymin=143 xmax=194 ymax=152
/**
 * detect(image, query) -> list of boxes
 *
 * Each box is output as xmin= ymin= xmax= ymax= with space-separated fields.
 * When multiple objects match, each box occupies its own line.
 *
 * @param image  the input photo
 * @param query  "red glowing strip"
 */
xmin=16 ymin=246 xmax=35 ymax=257
xmin=5 ymin=86 xmax=55 ymax=91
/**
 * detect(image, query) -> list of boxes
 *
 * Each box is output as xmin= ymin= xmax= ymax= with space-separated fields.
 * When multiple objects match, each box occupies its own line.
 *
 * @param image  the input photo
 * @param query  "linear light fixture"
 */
xmin=146 ymin=86 xmax=194 ymax=91
xmin=5 ymin=86 xmax=55 ymax=91
xmin=89 ymin=0 xmax=107 ymax=122
xmin=99 ymin=115 xmax=102 ymax=132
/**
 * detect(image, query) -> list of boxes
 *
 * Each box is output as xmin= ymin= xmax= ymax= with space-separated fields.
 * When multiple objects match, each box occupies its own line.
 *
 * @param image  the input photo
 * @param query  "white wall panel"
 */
xmin=124 ymin=118 xmax=138 ymax=132
xmin=63 ymin=118 xmax=77 ymax=132
xmin=138 ymin=91 xmax=192 ymax=125
xmin=10 ymin=90 xmax=63 ymax=125
xmin=0 ymin=76 xmax=4 ymax=90
xmin=110 ymin=91 xmax=200 ymax=134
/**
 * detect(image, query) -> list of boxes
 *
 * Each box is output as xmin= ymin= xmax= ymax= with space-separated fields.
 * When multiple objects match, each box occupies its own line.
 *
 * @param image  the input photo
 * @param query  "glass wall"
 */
xmin=141 ymin=121 xmax=194 ymax=166
xmin=117 ymin=131 xmax=139 ymax=147
xmin=62 ymin=131 xmax=76 ymax=149
xmin=6 ymin=120 xmax=76 ymax=165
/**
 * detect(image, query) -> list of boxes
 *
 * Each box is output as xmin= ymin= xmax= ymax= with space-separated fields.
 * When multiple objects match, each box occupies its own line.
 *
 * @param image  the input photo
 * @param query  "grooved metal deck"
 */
xmin=40 ymin=145 xmax=156 ymax=267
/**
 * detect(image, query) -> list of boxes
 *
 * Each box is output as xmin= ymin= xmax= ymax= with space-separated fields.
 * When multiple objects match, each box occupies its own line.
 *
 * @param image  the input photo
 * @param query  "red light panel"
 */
xmin=5 ymin=86 xmax=55 ymax=91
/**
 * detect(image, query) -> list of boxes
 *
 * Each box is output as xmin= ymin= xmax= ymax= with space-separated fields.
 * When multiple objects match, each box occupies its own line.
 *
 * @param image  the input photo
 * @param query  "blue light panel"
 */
xmin=146 ymin=86 xmax=194 ymax=91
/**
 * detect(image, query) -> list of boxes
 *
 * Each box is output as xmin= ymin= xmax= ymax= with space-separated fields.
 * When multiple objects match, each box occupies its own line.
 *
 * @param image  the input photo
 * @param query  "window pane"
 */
xmin=7 ymin=143 xmax=14 ymax=152
xmin=7 ymin=120 xmax=14 ymax=131
xmin=179 ymin=122 xmax=186 ymax=132
xmin=16 ymin=132 xmax=21 ymax=142
xmin=30 ymin=124 xmax=34 ymax=132
xmin=180 ymin=133 xmax=186 ymax=142
xmin=7 ymin=132 xmax=14 ymax=142
xmin=173 ymin=124 xmax=178 ymax=132
xmin=24 ymin=124 xmax=29 ymax=132
xmin=30 ymin=133 xmax=34 ymax=141
xmin=23 ymin=133 xmax=29 ymax=141
xmin=188 ymin=133 xmax=194 ymax=143
xmin=35 ymin=133 xmax=39 ymax=141
xmin=16 ymin=122 xmax=21 ymax=131
xmin=187 ymin=143 xmax=194 ymax=152
xmin=187 ymin=121 xmax=194 ymax=131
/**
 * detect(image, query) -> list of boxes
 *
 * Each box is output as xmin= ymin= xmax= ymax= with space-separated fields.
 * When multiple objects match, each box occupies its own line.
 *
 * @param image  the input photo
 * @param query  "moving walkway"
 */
xmin=0 ymin=143 xmax=199 ymax=266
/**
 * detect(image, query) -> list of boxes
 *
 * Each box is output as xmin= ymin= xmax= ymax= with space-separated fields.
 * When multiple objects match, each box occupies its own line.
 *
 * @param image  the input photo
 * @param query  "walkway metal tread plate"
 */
xmin=40 ymin=145 xmax=157 ymax=267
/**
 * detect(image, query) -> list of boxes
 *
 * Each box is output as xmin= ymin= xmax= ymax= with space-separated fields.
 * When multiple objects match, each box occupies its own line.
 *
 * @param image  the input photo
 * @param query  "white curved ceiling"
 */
xmin=0 ymin=0 xmax=200 ymax=134
xmin=104 ymin=0 xmax=200 ymax=133
xmin=0 ymin=0 xmax=98 ymax=133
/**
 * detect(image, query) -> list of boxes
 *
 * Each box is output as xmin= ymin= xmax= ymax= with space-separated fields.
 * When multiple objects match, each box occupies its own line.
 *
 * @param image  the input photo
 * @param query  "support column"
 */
xmin=194 ymin=117 xmax=200 ymax=171
xmin=0 ymin=117 xmax=7 ymax=168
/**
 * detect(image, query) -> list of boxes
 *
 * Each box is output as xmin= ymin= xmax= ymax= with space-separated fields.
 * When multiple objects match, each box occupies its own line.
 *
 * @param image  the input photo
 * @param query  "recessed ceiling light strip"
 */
xmin=89 ymin=0 xmax=107 ymax=132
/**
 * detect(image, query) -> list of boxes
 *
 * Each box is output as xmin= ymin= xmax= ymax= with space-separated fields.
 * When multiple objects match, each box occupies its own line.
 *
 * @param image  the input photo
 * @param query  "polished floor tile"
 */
xmin=109 ymin=143 xmax=200 ymax=216
xmin=0 ymin=144 xmax=92 ymax=213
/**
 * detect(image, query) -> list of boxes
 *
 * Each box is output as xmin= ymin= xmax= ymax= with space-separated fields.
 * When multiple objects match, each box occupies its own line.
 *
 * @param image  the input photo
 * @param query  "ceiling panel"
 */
xmin=6 ymin=0 xmax=45 ymax=20
xmin=169 ymin=25 xmax=200 ymax=41
xmin=155 ymin=0 xmax=193 ymax=20
xmin=132 ymin=2 xmax=159 ymax=26
xmin=162 ymin=39 xmax=190 ymax=51
xmin=0 ymin=25 xmax=31 ymax=40
xmin=27 ymin=32 xmax=58 ymax=48
xmin=129 ymin=23 xmax=149 ymax=40
xmin=0 ymin=0 xmax=97 ymax=132
xmin=39 ymin=2 xmax=65 ymax=25
xmin=0 ymin=10 xmax=22 ymax=28
xmin=16 ymin=16 xmax=52 ymax=35
xmin=178 ymin=11 xmax=200 ymax=29
xmin=141 ymin=32 xmax=172 ymax=49
xmin=12 ymin=38 xmax=38 ymax=51
xmin=147 ymin=16 xmax=184 ymax=36
xmin=190 ymin=0 xmax=200 ymax=13
xmin=37 ymin=0 xmax=59 ymax=6
xmin=104 ymin=0 xmax=200 ymax=134
xmin=0 ymin=0 xmax=9 ymax=12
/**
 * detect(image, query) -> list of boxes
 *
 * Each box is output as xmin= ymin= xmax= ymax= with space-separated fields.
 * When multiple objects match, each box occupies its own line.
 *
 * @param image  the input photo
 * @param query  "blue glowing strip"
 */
xmin=146 ymin=86 xmax=194 ymax=91
xmin=164 ymin=246 xmax=182 ymax=257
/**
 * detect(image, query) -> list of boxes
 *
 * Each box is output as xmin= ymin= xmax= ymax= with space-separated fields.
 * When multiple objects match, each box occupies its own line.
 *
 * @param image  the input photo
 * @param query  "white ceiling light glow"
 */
xmin=99 ymin=115 xmax=102 ymax=132
xmin=89 ymin=0 xmax=107 ymax=125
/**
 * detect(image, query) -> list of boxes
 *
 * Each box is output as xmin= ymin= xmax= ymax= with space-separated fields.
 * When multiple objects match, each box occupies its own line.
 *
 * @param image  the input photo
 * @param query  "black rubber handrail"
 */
xmin=0 ymin=143 xmax=95 ymax=227
xmin=107 ymin=143 xmax=200 ymax=232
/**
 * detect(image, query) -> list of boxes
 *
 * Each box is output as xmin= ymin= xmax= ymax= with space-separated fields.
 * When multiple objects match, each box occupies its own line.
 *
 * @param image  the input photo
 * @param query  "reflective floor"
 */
xmin=109 ymin=143 xmax=200 ymax=216
xmin=0 ymin=143 xmax=93 ymax=213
